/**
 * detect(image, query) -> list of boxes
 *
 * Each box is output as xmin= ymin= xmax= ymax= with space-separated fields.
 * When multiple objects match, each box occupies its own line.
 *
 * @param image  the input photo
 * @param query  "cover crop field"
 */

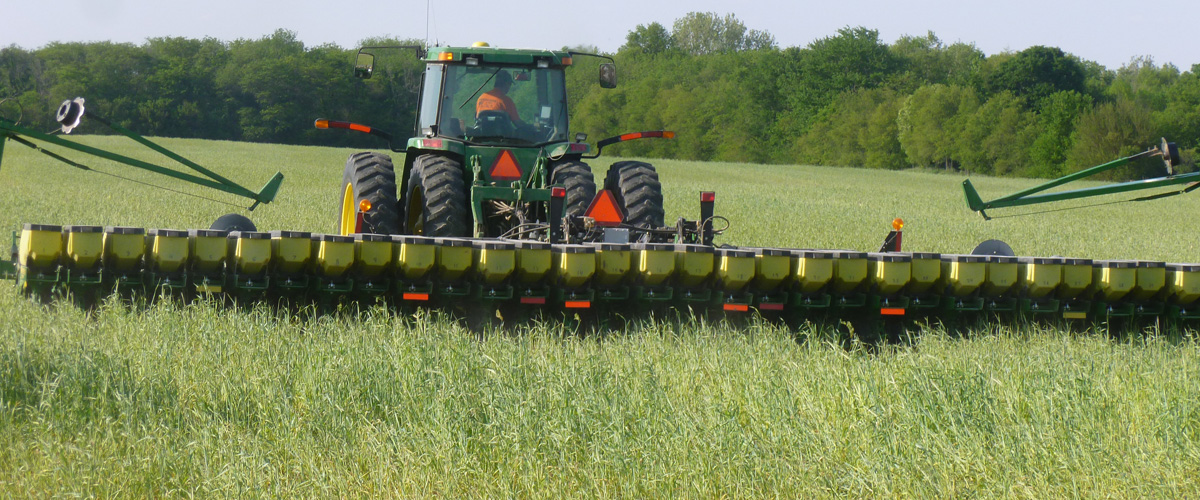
xmin=1 ymin=136 xmax=1198 ymax=497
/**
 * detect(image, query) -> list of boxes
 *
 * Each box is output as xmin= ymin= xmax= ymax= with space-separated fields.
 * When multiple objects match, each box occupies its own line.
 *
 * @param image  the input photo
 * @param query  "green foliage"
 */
xmin=896 ymin=84 xmax=979 ymax=170
xmin=621 ymin=22 xmax=673 ymax=56
xmin=1157 ymin=70 xmax=1200 ymax=162
xmin=0 ymin=32 xmax=414 ymax=149
xmin=668 ymin=12 xmax=776 ymax=56
xmin=0 ymin=45 xmax=43 ymax=96
xmin=958 ymin=92 xmax=1039 ymax=176
xmin=773 ymin=27 xmax=902 ymax=147
xmin=1029 ymin=90 xmax=1093 ymax=177
xmin=5 ymin=14 xmax=1200 ymax=182
xmin=1107 ymin=57 xmax=1180 ymax=110
xmin=985 ymin=45 xmax=1086 ymax=108
xmin=37 ymin=41 xmax=154 ymax=132
xmin=889 ymin=32 xmax=984 ymax=90
xmin=1067 ymin=98 xmax=1161 ymax=179
xmin=141 ymin=37 xmax=232 ymax=139
xmin=796 ymin=88 xmax=906 ymax=169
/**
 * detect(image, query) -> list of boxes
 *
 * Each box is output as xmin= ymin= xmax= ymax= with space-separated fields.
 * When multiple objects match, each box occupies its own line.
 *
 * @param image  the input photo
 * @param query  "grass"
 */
xmin=3 ymin=135 xmax=1200 ymax=261
xmin=1 ymin=136 xmax=1199 ymax=497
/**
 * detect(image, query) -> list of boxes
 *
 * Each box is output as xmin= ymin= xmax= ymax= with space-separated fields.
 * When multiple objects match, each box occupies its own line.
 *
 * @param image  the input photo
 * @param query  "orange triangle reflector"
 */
xmin=489 ymin=150 xmax=522 ymax=181
xmin=585 ymin=189 xmax=624 ymax=227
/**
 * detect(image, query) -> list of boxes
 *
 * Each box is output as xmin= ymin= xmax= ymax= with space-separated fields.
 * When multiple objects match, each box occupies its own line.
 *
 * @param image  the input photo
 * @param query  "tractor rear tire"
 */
xmin=550 ymin=161 xmax=596 ymax=217
xmin=339 ymin=152 xmax=400 ymax=235
xmin=604 ymin=161 xmax=664 ymax=228
xmin=405 ymin=154 xmax=470 ymax=237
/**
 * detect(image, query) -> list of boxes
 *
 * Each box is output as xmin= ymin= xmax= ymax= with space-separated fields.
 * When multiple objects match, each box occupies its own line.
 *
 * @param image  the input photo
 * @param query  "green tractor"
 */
xmin=320 ymin=42 xmax=675 ymax=242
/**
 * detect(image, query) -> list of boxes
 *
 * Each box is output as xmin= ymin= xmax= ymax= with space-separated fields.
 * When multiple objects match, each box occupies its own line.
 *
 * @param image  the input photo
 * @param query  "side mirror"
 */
xmin=354 ymin=52 xmax=375 ymax=79
xmin=599 ymin=63 xmax=617 ymax=89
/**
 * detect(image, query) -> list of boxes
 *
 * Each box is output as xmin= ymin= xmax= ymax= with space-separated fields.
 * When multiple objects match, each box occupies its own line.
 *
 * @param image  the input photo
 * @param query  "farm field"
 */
xmin=1 ymin=136 xmax=1199 ymax=497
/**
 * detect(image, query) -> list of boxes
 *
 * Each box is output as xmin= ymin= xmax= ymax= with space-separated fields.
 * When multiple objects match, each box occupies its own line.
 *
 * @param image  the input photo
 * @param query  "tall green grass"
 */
xmin=2 ymin=293 xmax=1197 ymax=497
xmin=1 ymin=136 xmax=1199 ymax=497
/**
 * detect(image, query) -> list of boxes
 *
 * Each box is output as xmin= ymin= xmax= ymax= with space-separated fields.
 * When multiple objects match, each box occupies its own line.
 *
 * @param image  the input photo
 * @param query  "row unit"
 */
xmin=14 ymin=224 xmax=1200 ymax=310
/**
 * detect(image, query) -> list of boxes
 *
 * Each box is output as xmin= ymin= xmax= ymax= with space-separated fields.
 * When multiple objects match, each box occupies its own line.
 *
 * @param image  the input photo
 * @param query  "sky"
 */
xmin=2 ymin=0 xmax=1197 ymax=71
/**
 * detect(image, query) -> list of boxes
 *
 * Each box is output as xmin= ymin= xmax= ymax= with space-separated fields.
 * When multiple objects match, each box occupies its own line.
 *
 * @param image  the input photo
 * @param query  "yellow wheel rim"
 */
xmin=339 ymin=182 xmax=356 ymax=235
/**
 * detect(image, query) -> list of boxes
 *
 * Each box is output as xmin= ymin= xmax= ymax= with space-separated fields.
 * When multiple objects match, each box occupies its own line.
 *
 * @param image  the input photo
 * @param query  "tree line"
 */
xmin=2 ymin=14 xmax=1198 ymax=180
xmin=0 ymin=31 xmax=424 ymax=150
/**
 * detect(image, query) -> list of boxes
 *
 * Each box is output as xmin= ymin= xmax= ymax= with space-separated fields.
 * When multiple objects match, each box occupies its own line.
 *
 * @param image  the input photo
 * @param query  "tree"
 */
xmin=621 ymin=22 xmax=672 ymax=55
xmin=958 ymin=91 xmax=1038 ymax=176
xmin=141 ymin=37 xmax=231 ymax=139
xmin=669 ymin=12 xmax=775 ymax=56
xmin=985 ymin=45 xmax=1085 ymax=108
xmin=1157 ymin=68 xmax=1200 ymax=159
xmin=1067 ymin=98 xmax=1159 ymax=180
xmin=0 ymin=46 xmax=43 ymax=96
xmin=217 ymin=30 xmax=310 ymax=142
xmin=1028 ymin=90 xmax=1092 ymax=177
xmin=1106 ymin=57 xmax=1180 ymax=110
xmin=773 ymin=27 xmax=902 ymax=151
xmin=889 ymin=32 xmax=984 ymax=90
xmin=0 ymin=46 xmax=50 ymax=130
xmin=896 ymin=84 xmax=979 ymax=170
xmin=796 ymin=88 xmax=905 ymax=169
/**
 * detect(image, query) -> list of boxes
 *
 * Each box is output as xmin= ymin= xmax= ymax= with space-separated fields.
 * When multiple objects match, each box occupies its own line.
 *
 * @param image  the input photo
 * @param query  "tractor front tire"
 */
xmin=604 ymin=161 xmax=664 ymax=229
xmin=405 ymin=155 xmax=470 ymax=237
xmin=550 ymin=161 xmax=596 ymax=217
xmin=339 ymin=152 xmax=400 ymax=235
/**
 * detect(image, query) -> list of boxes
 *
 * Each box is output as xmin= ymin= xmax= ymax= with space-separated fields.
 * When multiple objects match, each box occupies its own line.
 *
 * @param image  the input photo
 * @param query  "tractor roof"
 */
xmin=424 ymin=44 xmax=573 ymax=67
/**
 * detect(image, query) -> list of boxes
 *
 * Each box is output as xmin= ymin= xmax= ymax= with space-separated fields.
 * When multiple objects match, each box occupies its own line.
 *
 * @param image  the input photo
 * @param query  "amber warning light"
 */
xmin=314 ymin=119 xmax=370 ymax=133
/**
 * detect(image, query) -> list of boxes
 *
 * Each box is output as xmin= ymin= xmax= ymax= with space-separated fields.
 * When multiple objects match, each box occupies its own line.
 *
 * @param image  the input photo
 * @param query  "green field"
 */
xmin=1 ymin=136 xmax=1199 ymax=497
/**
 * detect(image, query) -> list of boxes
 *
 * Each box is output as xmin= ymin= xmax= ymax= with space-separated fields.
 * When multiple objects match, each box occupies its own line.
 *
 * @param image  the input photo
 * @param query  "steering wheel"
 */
xmin=473 ymin=110 xmax=514 ymax=137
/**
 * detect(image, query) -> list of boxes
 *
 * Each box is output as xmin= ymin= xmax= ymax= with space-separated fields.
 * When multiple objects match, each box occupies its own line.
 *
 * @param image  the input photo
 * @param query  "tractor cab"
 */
xmin=427 ymin=62 xmax=568 ymax=146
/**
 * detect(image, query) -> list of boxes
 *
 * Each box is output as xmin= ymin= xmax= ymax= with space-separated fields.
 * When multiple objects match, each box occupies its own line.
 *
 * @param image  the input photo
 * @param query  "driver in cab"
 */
xmin=475 ymin=71 xmax=529 ymax=132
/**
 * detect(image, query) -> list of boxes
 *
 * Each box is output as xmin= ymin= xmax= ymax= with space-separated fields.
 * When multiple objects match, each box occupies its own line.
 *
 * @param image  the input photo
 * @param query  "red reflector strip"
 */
xmin=349 ymin=123 xmax=371 ymax=134
xmin=520 ymin=297 xmax=547 ymax=305
xmin=422 ymin=138 xmax=443 ymax=148
xmin=700 ymin=191 xmax=715 ymax=203
xmin=618 ymin=132 xmax=643 ymax=141
xmin=759 ymin=303 xmax=784 ymax=311
xmin=880 ymin=307 xmax=906 ymax=316
xmin=564 ymin=300 xmax=591 ymax=309
xmin=551 ymin=187 xmax=566 ymax=198
xmin=723 ymin=304 xmax=750 ymax=312
xmin=402 ymin=293 xmax=430 ymax=301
